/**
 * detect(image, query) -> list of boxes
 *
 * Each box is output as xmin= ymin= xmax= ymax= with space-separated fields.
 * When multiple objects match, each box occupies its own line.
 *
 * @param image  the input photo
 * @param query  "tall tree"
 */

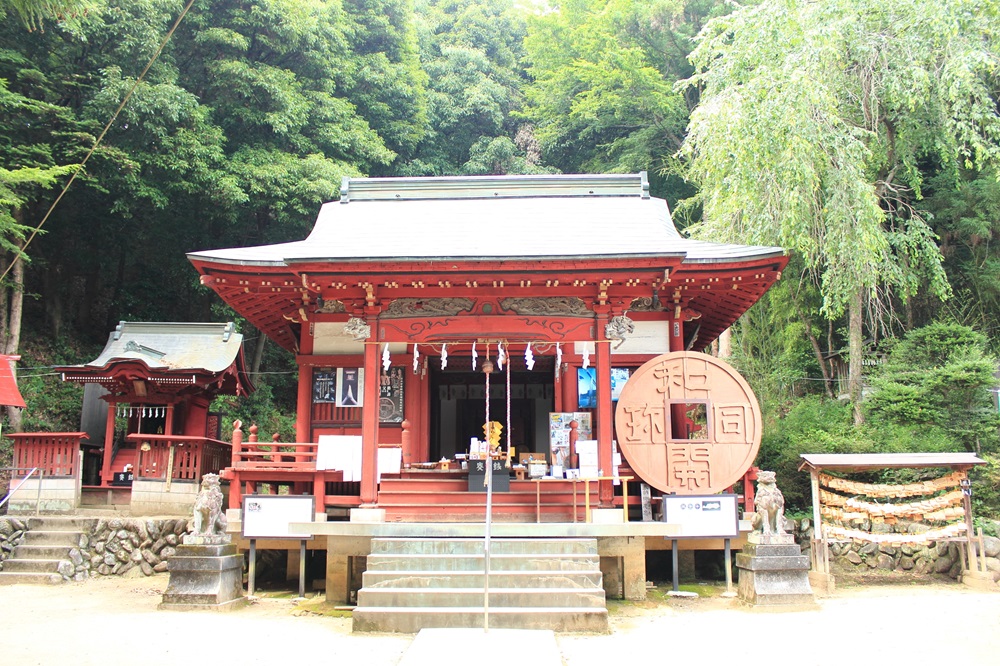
xmin=679 ymin=0 xmax=1000 ymax=423
xmin=523 ymin=0 xmax=720 ymax=197
xmin=404 ymin=0 xmax=534 ymax=175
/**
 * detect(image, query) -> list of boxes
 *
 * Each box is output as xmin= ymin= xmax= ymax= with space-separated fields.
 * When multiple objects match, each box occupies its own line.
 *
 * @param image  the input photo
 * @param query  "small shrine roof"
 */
xmin=798 ymin=452 xmax=985 ymax=472
xmin=188 ymin=173 xmax=784 ymax=267
xmin=61 ymin=321 xmax=247 ymax=377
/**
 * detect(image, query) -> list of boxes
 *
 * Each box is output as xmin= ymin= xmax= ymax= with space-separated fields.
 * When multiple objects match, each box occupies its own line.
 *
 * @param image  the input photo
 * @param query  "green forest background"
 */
xmin=3 ymin=0 xmax=1000 ymax=520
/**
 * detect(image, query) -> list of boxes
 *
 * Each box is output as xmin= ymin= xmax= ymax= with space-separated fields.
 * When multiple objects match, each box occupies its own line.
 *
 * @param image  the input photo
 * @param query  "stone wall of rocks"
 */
xmin=87 ymin=517 xmax=191 ymax=578
xmin=0 ymin=516 xmax=192 ymax=581
xmin=790 ymin=518 xmax=1000 ymax=582
xmin=0 ymin=517 xmax=27 ymax=565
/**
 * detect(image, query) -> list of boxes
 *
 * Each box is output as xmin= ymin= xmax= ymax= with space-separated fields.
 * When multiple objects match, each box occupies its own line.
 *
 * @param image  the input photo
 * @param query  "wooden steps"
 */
xmin=377 ymin=477 xmax=588 ymax=523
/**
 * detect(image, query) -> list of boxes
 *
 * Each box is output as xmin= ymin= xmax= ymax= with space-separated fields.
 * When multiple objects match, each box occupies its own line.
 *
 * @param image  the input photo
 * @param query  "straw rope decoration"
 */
xmin=818 ymin=471 xmax=969 ymax=545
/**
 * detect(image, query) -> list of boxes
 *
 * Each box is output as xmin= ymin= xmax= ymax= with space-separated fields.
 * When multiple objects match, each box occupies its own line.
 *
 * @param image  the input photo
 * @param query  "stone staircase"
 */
xmin=352 ymin=537 xmax=609 ymax=633
xmin=0 ymin=517 xmax=97 ymax=585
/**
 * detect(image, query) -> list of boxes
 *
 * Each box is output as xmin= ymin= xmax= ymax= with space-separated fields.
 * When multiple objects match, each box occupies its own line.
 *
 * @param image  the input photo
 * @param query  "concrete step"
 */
xmin=365 ymin=553 xmax=600 ymax=572
xmin=0 ymin=571 xmax=64 ymax=585
xmin=21 ymin=530 xmax=85 ymax=547
xmin=352 ymin=607 xmax=608 ymax=633
xmin=353 ymin=536 xmax=608 ymax=633
xmin=369 ymin=538 xmax=597 ymax=556
xmin=362 ymin=570 xmax=604 ymax=589
xmin=2 ymin=557 xmax=68 ymax=574
xmin=26 ymin=517 xmax=98 ymax=532
xmin=356 ymin=587 xmax=606 ymax=608
xmin=11 ymin=544 xmax=77 ymax=560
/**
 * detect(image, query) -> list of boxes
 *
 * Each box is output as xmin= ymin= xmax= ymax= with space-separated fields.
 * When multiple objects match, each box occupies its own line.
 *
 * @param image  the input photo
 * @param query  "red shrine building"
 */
xmin=189 ymin=172 xmax=786 ymax=519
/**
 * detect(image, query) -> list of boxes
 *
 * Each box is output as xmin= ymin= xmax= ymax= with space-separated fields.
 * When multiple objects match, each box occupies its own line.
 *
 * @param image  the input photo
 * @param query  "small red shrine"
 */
xmin=189 ymin=172 xmax=787 ymax=516
xmin=53 ymin=322 xmax=253 ymax=500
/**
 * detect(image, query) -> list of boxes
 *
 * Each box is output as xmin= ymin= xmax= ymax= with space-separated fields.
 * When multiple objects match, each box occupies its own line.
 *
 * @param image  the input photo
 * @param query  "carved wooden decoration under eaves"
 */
xmin=381 ymin=298 xmax=475 ymax=319
xmin=316 ymin=299 xmax=347 ymax=314
xmin=500 ymin=297 xmax=592 ymax=317
xmin=629 ymin=297 xmax=659 ymax=311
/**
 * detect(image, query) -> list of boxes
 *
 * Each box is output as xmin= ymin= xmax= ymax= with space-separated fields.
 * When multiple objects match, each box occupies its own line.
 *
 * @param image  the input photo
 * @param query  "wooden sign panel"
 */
xmin=614 ymin=351 xmax=761 ymax=495
xmin=379 ymin=366 xmax=405 ymax=423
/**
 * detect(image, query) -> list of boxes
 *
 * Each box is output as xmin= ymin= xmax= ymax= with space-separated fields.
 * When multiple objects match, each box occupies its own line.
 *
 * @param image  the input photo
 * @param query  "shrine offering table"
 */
xmin=530 ymin=476 xmax=633 ymax=524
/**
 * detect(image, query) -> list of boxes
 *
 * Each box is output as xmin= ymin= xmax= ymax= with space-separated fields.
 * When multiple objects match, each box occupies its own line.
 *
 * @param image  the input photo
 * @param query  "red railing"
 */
xmin=127 ymin=434 xmax=231 ymax=482
xmin=231 ymin=440 xmax=319 ymax=471
xmin=8 ymin=432 xmax=88 ymax=478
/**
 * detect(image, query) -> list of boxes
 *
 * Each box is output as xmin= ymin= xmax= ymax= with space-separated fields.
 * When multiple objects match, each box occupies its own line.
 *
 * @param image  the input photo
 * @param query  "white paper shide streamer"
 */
xmin=582 ymin=343 xmax=590 ymax=369
xmin=441 ymin=343 xmax=448 ymax=370
xmin=413 ymin=344 xmax=420 ymax=374
xmin=497 ymin=342 xmax=506 ymax=371
xmin=472 ymin=341 xmax=478 ymax=371
xmin=382 ymin=343 xmax=391 ymax=373
xmin=525 ymin=343 xmax=535 ymax=371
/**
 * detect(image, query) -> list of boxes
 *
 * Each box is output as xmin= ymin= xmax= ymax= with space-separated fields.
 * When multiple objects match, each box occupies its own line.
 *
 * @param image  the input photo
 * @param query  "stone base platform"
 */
xmin=736 ymin=533 xmax=817 ymax=609
xmin=159 ymin=542 xmax=247 ymax=611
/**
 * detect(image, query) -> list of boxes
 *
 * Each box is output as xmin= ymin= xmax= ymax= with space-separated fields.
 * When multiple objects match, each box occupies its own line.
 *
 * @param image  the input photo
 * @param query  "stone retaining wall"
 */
xmin=790 ymin=518 xmax=1000 ymax=582
xmin=86 ymin=517 xmax=191 ymax=578
xmin=0 ymin=517 xmax=27 ymax=563
xmin=0 ymin=516 xmax=192 ymax=581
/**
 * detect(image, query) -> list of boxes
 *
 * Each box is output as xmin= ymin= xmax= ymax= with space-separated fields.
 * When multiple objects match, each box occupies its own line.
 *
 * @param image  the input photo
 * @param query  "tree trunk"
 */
xmin=4 ymin=238 xmax=26 ymax=431
xmin=793 ymin=303 xmax=833 ymax=399
xmin=849 ymin=287 xmax=865 ymax=425
xmin=250 ymin=328 xmax=266 ymax=379
xmin=718 ymin=327 xmax=732 ymax=358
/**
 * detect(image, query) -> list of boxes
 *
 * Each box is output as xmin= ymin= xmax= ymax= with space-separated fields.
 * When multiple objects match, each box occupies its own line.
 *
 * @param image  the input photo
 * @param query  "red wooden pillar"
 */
xmin=595 ymin=307 xmax=614 ymax=506
xmin=296 ymin=324 xmax=315 ymax=443
xmin=360 ymin=313 xmax=381 ymax=506
xmin=100 ymin=400 xmax=116 ymax=487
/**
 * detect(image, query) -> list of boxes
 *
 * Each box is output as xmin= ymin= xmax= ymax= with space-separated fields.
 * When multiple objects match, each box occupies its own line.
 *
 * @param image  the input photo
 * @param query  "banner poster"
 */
xmin=549 ymin=412 xmax=593 ymax=469
xmin=336 ymin=368 xmax=364 ymax=407
xmin=379 ymin=366 xmax=405 ymax=423
xmin=313 ymin=369 xmax=336 ymax=403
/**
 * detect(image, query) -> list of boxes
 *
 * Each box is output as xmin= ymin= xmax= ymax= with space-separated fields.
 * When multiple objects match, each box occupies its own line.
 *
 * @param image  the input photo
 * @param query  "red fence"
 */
xmin=8 ymin=432 xmax=88 ymax=477
xmin=230 ymin=440 xmax=319 ymax=471
xmin=127 ymin=434 xmax=231 ymax=482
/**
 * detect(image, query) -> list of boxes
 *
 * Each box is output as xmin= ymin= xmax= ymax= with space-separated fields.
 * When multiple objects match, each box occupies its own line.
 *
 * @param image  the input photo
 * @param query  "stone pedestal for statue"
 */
xmin=736 ymin=533 xmax=817 ymax=609
xmin=160 ymin=473 xmax=245 ymax=611
xmin=159 ymin=534 xmax=246 ymax=611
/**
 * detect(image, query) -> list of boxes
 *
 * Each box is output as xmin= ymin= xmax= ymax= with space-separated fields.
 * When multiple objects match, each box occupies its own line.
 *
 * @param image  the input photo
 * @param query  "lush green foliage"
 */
xmin=866 ymin=322 xmax=1000 ymax=454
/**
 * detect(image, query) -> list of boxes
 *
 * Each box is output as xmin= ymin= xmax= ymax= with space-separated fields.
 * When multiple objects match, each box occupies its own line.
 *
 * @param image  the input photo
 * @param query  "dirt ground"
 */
xmin=1 ymin=575 xmax=999 ymax=666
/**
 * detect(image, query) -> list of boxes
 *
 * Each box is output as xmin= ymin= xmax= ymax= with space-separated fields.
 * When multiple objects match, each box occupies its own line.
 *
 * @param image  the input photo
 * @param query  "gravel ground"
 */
xmin=1 ymin=575 xmax=998 ymax=666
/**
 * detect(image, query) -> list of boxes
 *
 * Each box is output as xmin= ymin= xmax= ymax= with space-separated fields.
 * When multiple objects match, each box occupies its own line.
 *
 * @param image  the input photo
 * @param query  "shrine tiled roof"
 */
xmin=60 ymin=322 xmax=246 ymax=376
xmin=188 ymin=173 xmax=784 ymax=267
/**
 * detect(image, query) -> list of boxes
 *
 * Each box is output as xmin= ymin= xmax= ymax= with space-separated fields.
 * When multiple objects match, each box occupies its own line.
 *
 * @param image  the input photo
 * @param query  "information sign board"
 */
xmin=241 ymin=495 xmax=315 ymax=540
xmin=661 ymin=493 xmax=739 ymax=538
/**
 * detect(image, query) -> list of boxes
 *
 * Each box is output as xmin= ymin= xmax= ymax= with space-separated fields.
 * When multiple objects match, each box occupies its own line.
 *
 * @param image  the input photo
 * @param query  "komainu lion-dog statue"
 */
xmin=192 ymin=473 xmax=227 ymax=536
xmin=752 ymin=470 xmax=786 ymax=535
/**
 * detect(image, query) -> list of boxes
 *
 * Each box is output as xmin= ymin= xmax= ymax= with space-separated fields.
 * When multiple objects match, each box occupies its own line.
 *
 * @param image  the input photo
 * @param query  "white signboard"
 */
xmin=662 ymin=494 xmax=739 ymax=538
xmin=241 ymin=495 xmax=315 ymax=539
xmin=316 ymin=434 xmax=362 ymax=480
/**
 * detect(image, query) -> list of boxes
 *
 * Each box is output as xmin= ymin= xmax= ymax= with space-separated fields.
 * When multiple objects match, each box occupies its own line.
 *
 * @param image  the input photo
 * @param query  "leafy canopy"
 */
xmin=679 ymin=0 xmax=1000 ymax=321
